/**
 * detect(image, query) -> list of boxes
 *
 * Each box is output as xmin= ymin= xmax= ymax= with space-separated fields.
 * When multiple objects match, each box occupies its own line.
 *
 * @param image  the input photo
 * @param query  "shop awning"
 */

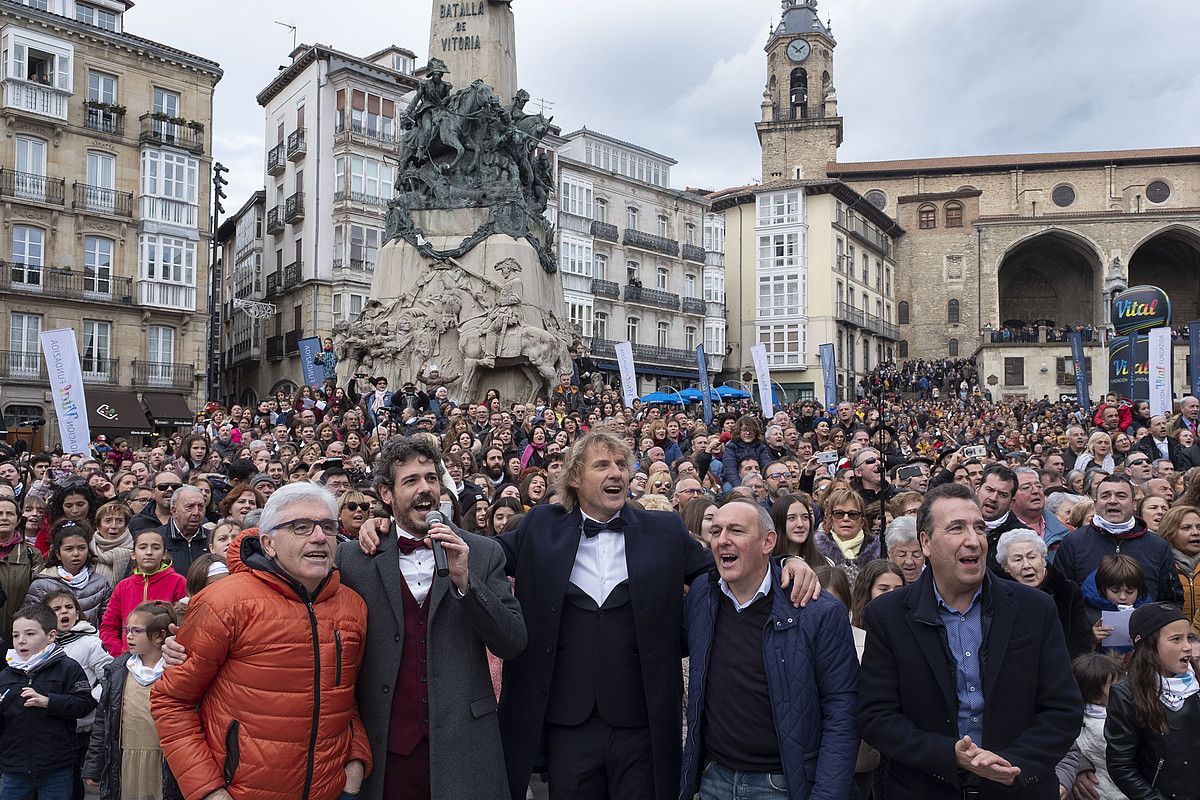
xmin=142 ymin=392 xmax=195 ymax=426
xmin=87 ymin=389 xmax=153 ymax=437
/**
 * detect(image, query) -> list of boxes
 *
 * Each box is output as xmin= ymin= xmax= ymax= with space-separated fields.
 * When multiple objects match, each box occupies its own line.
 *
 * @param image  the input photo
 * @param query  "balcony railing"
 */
xmin=266 ymin=335 xmax=284 ymax=360
xmin=284 ymin=262 xmax=301 ymax=285
xmin=84 ymin=103 xmax=125 ymax=135
xmin=131 ymin=360 xmax=194 ymax=390
xmin=285 ymin=330 xmax=300 ymax=354
xmin=0 ymin=350 xmax=47 ymax=381
xmin=3 ymin=79 xmax=69 ymax=121
xmin=81 ymin=357 xmax=119 ymax=386
xmin=265 ymin=271 xmax=281 ymax=296
xmin=285 ymin=191 xmax=305 ymax=223
xmin=835 ymin=208 xmax=892 ymax=257
xmin=591 ymin=339 xmax=712 ymax=368
xmin=835 ymin=302 xmax=901 ymax=341
xmin=682 ymin=243 xmax=706 ymax=263
xmin=0 ymin=170 xmax=65 ymax=205
xmin=591 ymin=220 xmax=619 ymax=242
xmin=590 ymin=279 xmax=619 ymax=299
xmin=682 ymin=297 xmax=706 ymax=315
xmin=267 ymin=143 xmax=285 ymax=176
xmin=137 ymin=280 xmax=196 ymax=311
xmin=623 ymin=229 xmax=679 ymax=257
xmin=266 ymin=206 xmax=284 ymax=235
xmin=332 ymin=259 xmax=374 ymax=279
xmin=333 ymin=190 xmax=389 ymax=207
xmin=138 ymin=114 xmax=204 ymax=155
xmin=0 ymin=262 xmax=133 ymax=302
xmin=139 ymin=196 xmax=197 ymax=227
xmin=72 ymin=183 xmax=133 ymax=217
xmin=333 ymin=110 xmax=399 ymax=146
xmin=624 ymin=284 xmax=680 ymax=310
xmin=286 ymin=128 xmax=307 ymax=161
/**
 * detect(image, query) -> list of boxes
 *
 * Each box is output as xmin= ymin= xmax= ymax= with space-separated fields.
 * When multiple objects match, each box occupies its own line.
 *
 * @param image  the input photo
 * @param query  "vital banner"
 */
xmin=1190 ymin=322 xmax=1200 ymax=398
xmin=298 ymin=336 xmax=323 ymax=387
xmin=615 ymin=341 xmax=637 ymax=408
xmin=1112 ymin=285 xmax=1172 ymax=336
xmin=695 ymin=345 xmax=713 ymax=426
xmin=818 ymin=343 xmax=836 ymax=410
xmin=1148 ymin=326 xmax=1173 ymax=418
xmin=1068 ymin=332 xmax=1091 ymax=414
xmin=749 ymin=344 xmax=774 ymax=418
xmin=1108 ymin=334 xmax=1149 ymax=401
xmin=40 ymin=329 xmax=91 ymax=454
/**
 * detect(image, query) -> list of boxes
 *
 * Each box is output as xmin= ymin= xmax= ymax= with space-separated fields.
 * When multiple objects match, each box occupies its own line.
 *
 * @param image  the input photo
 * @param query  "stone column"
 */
xmin=428 ymin=0 xmax=517 ymax=101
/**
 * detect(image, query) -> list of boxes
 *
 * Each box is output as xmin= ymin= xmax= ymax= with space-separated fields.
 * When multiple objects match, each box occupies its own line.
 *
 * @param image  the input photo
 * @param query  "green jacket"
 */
xmin=0 ymin=542 xmax=43 ymax=647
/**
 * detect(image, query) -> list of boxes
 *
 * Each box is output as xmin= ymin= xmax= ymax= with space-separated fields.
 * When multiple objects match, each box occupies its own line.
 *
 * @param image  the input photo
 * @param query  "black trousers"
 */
xmin=546 ymin=714 xmax=653 ymax=800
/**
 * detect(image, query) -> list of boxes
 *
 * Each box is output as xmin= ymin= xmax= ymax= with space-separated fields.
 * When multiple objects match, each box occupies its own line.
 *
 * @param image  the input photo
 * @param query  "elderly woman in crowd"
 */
xmin=996 ymin=529 xmax=1093 ymax=658
xmin=814 ymin=487 xmax=880 ymax=587
xmin=883 ymin=515 xmax=925 ymax=584
xmin=1045 ymin=492 xmax=1087 ymax=528
xmin=1160 ymin=504 xmax=1200 ymax=636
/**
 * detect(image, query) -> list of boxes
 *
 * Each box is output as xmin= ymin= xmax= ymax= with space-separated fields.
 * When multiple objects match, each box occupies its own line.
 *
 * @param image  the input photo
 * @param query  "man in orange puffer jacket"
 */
xmin=152 ymin=483 xmax=371 ymax=800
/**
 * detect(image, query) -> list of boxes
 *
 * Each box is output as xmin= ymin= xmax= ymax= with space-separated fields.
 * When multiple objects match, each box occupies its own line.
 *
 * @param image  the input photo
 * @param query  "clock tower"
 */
xmin=757 ymin=0 xmax=843 ymax=181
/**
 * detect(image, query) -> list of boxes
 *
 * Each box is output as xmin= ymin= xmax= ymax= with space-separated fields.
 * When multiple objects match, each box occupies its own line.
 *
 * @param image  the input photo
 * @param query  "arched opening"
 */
xmin=948 ymin=299 xmax=960 ymax=324
xmin=790 ymin=68 xmax=808 ymax=119
xmin=997 ymin=230 xmax=1102 ymax=330
xmin=898 ymin=301 xmax=910 ymax=325
xmin=1129 ymin=227 xmax=1200 ymax=323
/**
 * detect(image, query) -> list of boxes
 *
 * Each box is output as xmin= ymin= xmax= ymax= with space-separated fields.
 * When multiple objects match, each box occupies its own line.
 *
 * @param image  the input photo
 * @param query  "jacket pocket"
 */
xmin=470 ymin=694 xmax=498 ymax=719
xmin=334 ymin=630 xmax=343 ymax=687
xmin=223 ymin=719 xmax=240 ymax=786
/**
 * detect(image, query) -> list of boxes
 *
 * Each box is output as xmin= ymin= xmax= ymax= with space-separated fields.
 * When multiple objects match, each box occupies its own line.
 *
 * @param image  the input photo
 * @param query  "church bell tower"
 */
xmin=757 ymin=0 xmax=843 ymax=181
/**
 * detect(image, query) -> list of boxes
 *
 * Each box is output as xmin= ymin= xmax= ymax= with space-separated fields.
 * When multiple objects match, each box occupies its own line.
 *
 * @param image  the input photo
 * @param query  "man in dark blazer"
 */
xmin=496 ymin=431 xmax=817 ymax=800
xmin=857 ymin=482 xmax=1082 ymax=800
xmin=1134 ymin=413 xmax=1187 ymax=470
xmin=337 ymin=436 xmax=525 ymax=800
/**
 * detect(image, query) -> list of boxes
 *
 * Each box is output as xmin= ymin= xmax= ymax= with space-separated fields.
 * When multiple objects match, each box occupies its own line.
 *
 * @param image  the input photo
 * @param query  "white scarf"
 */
xmin=126 ymin=654 xmax=166 ymax=687
xmin=56 ymin=565 xmax=91 ymax=590
xmin=984 ymin=511 xmax=1011 ymax=531
xmin=1084 ymin=703 xmax=1107 ymax=720
xmin=6 ymin=642 xmax=56 ymax=672
xmin=1160 ymin=665 xmax=1199 ymax=712
xmin=1091 ymin=514 xmax=1137 ymax=535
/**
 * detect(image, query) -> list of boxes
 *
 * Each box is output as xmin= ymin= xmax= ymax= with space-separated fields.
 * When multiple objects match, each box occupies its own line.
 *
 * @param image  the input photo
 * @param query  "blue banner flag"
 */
xmin=1126 ymin=333 xmax=1138 ymax=401
xmin=1190 ymin=322 xmax=1200 ymax=398
xmin=299 ymin=336 xmax=323 ymax=387
xmin=819 ymin=343 xmax=836 ymax=410
xmin=695 ymin=345 xmax=713 ymax=426
xmin=1068 ymin=332 xmax=1091 ymax=414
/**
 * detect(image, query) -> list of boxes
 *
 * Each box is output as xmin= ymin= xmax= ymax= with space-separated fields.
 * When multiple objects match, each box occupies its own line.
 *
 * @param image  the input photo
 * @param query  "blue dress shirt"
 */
xmin=934 ymin=582 xmax=985 ymax=745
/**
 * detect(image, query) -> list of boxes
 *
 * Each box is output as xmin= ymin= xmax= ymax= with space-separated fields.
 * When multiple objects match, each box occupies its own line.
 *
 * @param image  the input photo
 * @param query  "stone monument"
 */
xmin=334 ymin=0 xmax=573 ymax=402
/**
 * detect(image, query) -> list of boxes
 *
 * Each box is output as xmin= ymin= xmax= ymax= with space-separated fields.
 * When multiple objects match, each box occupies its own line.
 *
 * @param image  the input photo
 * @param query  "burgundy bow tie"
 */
xmin=395 ymin=536 xmax=429 ymax=555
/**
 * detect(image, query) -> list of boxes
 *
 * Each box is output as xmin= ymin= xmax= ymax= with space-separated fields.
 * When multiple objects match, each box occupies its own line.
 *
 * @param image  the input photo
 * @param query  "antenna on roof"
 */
xmin=274 ymin=20 xmax=298 ymax=51
xmin=533 ymin=97 xmax=556 ymax=115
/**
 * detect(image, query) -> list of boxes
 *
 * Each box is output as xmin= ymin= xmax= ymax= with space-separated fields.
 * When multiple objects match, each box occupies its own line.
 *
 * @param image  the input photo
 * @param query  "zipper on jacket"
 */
xmin=1151 ymin=757 xmax=1164 ymax=787
xmin=301 ymin=601 xmax=320 ymax=800
xmin=334 ymin=630 xmax=343 ymax=686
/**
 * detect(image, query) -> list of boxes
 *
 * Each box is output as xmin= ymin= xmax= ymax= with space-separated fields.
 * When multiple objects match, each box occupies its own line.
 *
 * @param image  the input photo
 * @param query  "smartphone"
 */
xmin=897 ymin=465 xmax=924 ymax=481
xmin=815 ymin=450 xmax=840 ymax=466
xmin=322 ymin=458 xmax=344 ymax=470
xmin=961 ymin=445 xmax=988 ymax=460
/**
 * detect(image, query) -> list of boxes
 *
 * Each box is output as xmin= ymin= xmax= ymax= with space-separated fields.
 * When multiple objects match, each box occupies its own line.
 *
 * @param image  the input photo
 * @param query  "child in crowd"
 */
xmin=0 ymin=604 xmax=96 ymax=800
xmin=1059 ymin=653 xmax=1127 ymax=800
xmin=175 ymin=554 xmax=229 ymax=621
xmin=98 ymin=530 xmax=186 ymax=656
xmin=1082 ymin=554 xmax=1150 ymax=652
xmin=45 ymin=589 xmax=113 ymax=800
xmin=25 ymin=522 xmax=112 ymax=626
xmin=84 ymin=601 xmax=181 ymax=800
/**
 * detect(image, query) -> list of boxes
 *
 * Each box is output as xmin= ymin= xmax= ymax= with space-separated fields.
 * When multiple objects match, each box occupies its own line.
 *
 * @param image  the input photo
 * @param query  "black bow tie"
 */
xmin=583 ymin=517 xmax=626 ymax=539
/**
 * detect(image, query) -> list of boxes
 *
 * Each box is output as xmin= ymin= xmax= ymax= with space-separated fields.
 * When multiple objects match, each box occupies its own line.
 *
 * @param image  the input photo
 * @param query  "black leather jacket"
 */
xmin=1105 ymin=677 xmax=1200 ymax=800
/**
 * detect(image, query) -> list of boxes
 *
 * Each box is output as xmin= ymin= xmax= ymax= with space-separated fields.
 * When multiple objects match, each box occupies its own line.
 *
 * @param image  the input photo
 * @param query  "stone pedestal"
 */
xmin=428 ymin=0 xmax=517 ymax=102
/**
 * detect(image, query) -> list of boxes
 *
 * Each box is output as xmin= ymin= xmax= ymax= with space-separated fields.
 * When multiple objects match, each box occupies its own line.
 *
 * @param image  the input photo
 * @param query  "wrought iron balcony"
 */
xmin=285 ymin=330 xmax=300 ymax=354
xmin=682 ymin=243 xmax=706 ymax=263
xmin=287 ymin=128 xmax=307 ymax=161
xmin=72 ymin=183 xmax=133 ymax=217
xmin=332 ymin=259 xmax=374 ymax=279
xmin=835 ymin=302 xmax=901 ymax=341
xmin=623 ymin=229 xmax=679 ymax=257
xmin=835 ymin=301 xmax=869 ymax=329
xmin=284 ymin=262 xmax=301 ymax=285
xmin=590 ymin=220 xmax=619 ymax=242
xmin=131 ymin=360 xmax=195 ymax=391
xmin=0 ymin=262 xmax=133 ymax=302
xmin=265 ymin=271 xmax=281 ymax=296
xmin=333 ymin=110 xmax=399 ymax=147
xmin=81 ymin=357 xmax=120 ymax=386
xmin=0 ymin=350 xmax=47 ymax=381
xmin=590 ymin=279 xmax=619 ymax=299
xmin=267 ymin=143 xmax=285 ymax=176
xmin=266 ymin=206 xmax=284 ymax=235
xmin=84 ymin=103 xmax=125 ymax=135
xmin=591 ymin=339 xmax=711 ymax=369
xmin=138 ymin=114 xmax=204 ymax=155
xmin=333 ymin=190 xmax=389 ymax=207
xmin=0 ymin=170 xmax=65 ymax=206
xmin=624 ymin=284 xmax=680 ymax=310
xmin=682 ymin=297 xmax=707 ymax=315
xmin=285 ymin=192 xmax=305 ymax=223
xmin=266 ymin=335 xmax=284 ymax=360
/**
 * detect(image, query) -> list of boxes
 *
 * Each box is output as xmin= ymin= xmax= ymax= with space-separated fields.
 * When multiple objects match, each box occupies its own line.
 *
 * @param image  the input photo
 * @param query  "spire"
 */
xmin=770 ymin=0 xmax=835 ymax=46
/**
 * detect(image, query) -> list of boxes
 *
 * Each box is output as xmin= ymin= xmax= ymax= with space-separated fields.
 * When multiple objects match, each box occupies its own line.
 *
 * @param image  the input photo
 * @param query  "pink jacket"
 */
xmin=99 ymin=566 xmax=187 ymax=655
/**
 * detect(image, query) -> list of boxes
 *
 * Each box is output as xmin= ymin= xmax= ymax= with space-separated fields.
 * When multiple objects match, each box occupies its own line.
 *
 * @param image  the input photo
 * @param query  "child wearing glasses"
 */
xmin=99 ymin=530 xmax=187 ymax=656
xmin=84 ymin=601 xmax=181 ymax=800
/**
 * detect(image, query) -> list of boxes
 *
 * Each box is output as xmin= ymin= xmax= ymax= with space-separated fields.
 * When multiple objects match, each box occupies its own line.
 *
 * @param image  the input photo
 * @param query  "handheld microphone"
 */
xmin=424 ymin=510 xmax=451 ymax=578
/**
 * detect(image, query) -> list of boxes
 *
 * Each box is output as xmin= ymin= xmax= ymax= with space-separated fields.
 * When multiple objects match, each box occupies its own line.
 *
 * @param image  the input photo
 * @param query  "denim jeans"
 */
xmin=699 ymin=760 xmax=787 ymax=799
xmin=0 ymin=767 xmax=74 ymax=800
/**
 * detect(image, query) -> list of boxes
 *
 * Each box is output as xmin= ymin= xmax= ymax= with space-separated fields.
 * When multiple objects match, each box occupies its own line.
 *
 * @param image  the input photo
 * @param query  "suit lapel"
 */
xmin=543 ymin=508 xmax=585 ymax=603
xmin=427 ymin=570 xmax=451 ymax=621
xmin=373 ymin=530 xmax=406 ymax=637
xmin=620 ymin=505 xmax=651 ymax=615
xmin=906 ymin=577 xmax=958 ymax=713
xmin=982 ymin=580 xmax=1016 ymax=698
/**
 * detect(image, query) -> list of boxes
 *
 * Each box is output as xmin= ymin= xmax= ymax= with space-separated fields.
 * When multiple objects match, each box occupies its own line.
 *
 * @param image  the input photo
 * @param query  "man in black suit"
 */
xmin=1134 ymin=414 xmax=1187 ymax=470
xmin=496 ymin=431 xmax=818 ymax=800
xmin=857 ymin=482 xmax=1082 ymax=799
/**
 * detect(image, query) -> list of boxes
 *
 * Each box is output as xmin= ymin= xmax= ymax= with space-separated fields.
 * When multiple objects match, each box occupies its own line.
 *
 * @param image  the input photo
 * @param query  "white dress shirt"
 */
xmin=396 ymin=526 xmax=435 ymax=606
xmin=718 ymin=568 xmax=773 ymax=612
xmin=569 ymin=512 xmax=629 ymax=606
xmin=1153 ymin=437 xmax=1170 ymax=459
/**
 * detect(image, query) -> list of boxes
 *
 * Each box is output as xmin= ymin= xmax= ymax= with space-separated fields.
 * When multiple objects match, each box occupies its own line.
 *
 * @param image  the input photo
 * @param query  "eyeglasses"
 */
xmin=155 ymin=483 xmax=181 ymax=492
xmin=1125 ymin=459 xmax=1149 ymax=467
xmin=653 ymin=481 xmax=671 ymax=488
xmin=123 ymin=626 xmax=146 ymax=636
xmin=274 ymin=518 xmax=338 ymax=536
xmin=830 ymin=509 xmax=863 ymax=520
xmin=341 ymin=502 xmax=370 ymax=512
xmin=766 ymin=471 xmax=794 ymax=480
xmin=676 ymin=487 xmax=705 ymax=496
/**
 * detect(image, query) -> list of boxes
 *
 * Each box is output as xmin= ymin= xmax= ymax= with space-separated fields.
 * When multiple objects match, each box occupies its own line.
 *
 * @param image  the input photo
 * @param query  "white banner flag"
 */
xmin=1148 ymin=326 xmax=1173 ymax=418
xmin=40 ymin=329 xmax=91 ymax=455
xmin=749 ymin=344 xmax=774 ymax=418
xmin=615 ymin=341 xmax=637 ymax=408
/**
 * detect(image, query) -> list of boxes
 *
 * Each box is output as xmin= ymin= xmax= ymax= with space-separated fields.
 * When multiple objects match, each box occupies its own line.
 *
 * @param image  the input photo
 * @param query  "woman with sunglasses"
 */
xmin=337 ymin=491 xmax=373 ymax=541
xmin=813 ymin=487 xmax=880 ymax=588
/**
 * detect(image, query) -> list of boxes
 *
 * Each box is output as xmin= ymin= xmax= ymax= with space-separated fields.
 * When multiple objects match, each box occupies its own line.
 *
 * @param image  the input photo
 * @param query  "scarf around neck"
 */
xmin=126 ymin=654 xmax=166 ymax=687
xmin=984 ymin=511 xmax=1011 ymax=531
xmin=56 ymin=565 xmax=91 ymax=590
xmin=1160 ymin=664 xmax=1199 ymax=712
xmin=56 ymin=620 xmax=97 ymax=647
xmin=6 ymin=642 xmax=56 ymax=672
xmin=835 ymin=530 xmax=866 ymax=558
xmin=91 ymin=529 xmax=134 ymax=554
xmin=1084 ymin=702 xmax=1107 ymax=720
xmin=1091 ymin=514 xmax=1139 ymax=537
xmin=1173 ymin=548 xmax=1200 ymax=574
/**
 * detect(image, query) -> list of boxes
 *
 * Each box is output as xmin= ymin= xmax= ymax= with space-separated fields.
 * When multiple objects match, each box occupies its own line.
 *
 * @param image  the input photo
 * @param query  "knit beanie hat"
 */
xmin=1129 ymin=602 xmax=1187 ymax=647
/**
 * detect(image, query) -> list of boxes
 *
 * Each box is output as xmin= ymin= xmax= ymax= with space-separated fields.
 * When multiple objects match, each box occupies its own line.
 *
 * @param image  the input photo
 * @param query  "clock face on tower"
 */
xmin=787 ymin=39 xmax=811 ymax=62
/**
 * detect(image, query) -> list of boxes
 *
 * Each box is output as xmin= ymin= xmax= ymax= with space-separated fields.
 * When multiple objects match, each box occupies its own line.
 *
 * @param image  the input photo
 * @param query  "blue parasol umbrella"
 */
xmin=638 ymin=391 xmax=684 ymax=404
xmin=715 ymin=385 xmax=751 ymax=399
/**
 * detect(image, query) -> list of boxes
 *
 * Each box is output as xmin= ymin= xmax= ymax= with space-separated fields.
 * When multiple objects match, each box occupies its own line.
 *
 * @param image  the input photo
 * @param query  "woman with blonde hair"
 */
xmin=1074 ymin=431 xmax=1115 ymax=473
xmin=814 ymin=487 xmax=880 ymax=587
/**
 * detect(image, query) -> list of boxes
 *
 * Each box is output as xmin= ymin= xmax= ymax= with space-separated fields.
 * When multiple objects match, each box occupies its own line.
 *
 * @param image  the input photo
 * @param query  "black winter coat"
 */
xmin=83 ymin=654 xmax=182 ymax=800
xmin=0 ymin=648 xmax=95 ymax=775
xmin=1105 ymin=677 xmax=1200 ymax=800
xmin=1037 ymin=567 xmax=1094 ymax=661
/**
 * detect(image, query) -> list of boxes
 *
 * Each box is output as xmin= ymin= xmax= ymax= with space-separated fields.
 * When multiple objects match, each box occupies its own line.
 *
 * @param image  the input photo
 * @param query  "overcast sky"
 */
xmin=127 ymin=0 xmax=1200 ymax=205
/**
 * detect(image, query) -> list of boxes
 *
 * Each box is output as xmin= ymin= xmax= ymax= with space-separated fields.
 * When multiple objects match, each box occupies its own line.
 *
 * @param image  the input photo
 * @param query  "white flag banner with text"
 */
xmin=40 ymin=329 xmax=91 ymax=454
xmin=615 ymin=341 xmax=637 ymax=408
xmin=750 ymin=344 xmax=774 ymax=418
xmin=1148 ymin=326 xmax=1173 ymax=419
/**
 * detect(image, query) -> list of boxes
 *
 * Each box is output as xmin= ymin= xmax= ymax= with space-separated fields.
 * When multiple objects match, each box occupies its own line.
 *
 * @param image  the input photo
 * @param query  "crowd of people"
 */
xmin=0 ymin=346 xmax=1198 ymax=800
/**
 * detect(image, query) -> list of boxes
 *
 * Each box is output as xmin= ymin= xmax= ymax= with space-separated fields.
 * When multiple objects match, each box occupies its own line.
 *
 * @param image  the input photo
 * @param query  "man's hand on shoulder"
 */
xmin=357 ymin=518 xmax=387 ymax=555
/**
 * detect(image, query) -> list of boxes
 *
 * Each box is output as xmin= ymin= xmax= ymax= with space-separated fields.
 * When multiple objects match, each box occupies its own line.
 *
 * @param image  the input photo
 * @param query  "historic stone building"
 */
xmin=0 ymin=0 xmax=221 ymax=449
xmin=755 ymin=0 xmax=1200 ymax=400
